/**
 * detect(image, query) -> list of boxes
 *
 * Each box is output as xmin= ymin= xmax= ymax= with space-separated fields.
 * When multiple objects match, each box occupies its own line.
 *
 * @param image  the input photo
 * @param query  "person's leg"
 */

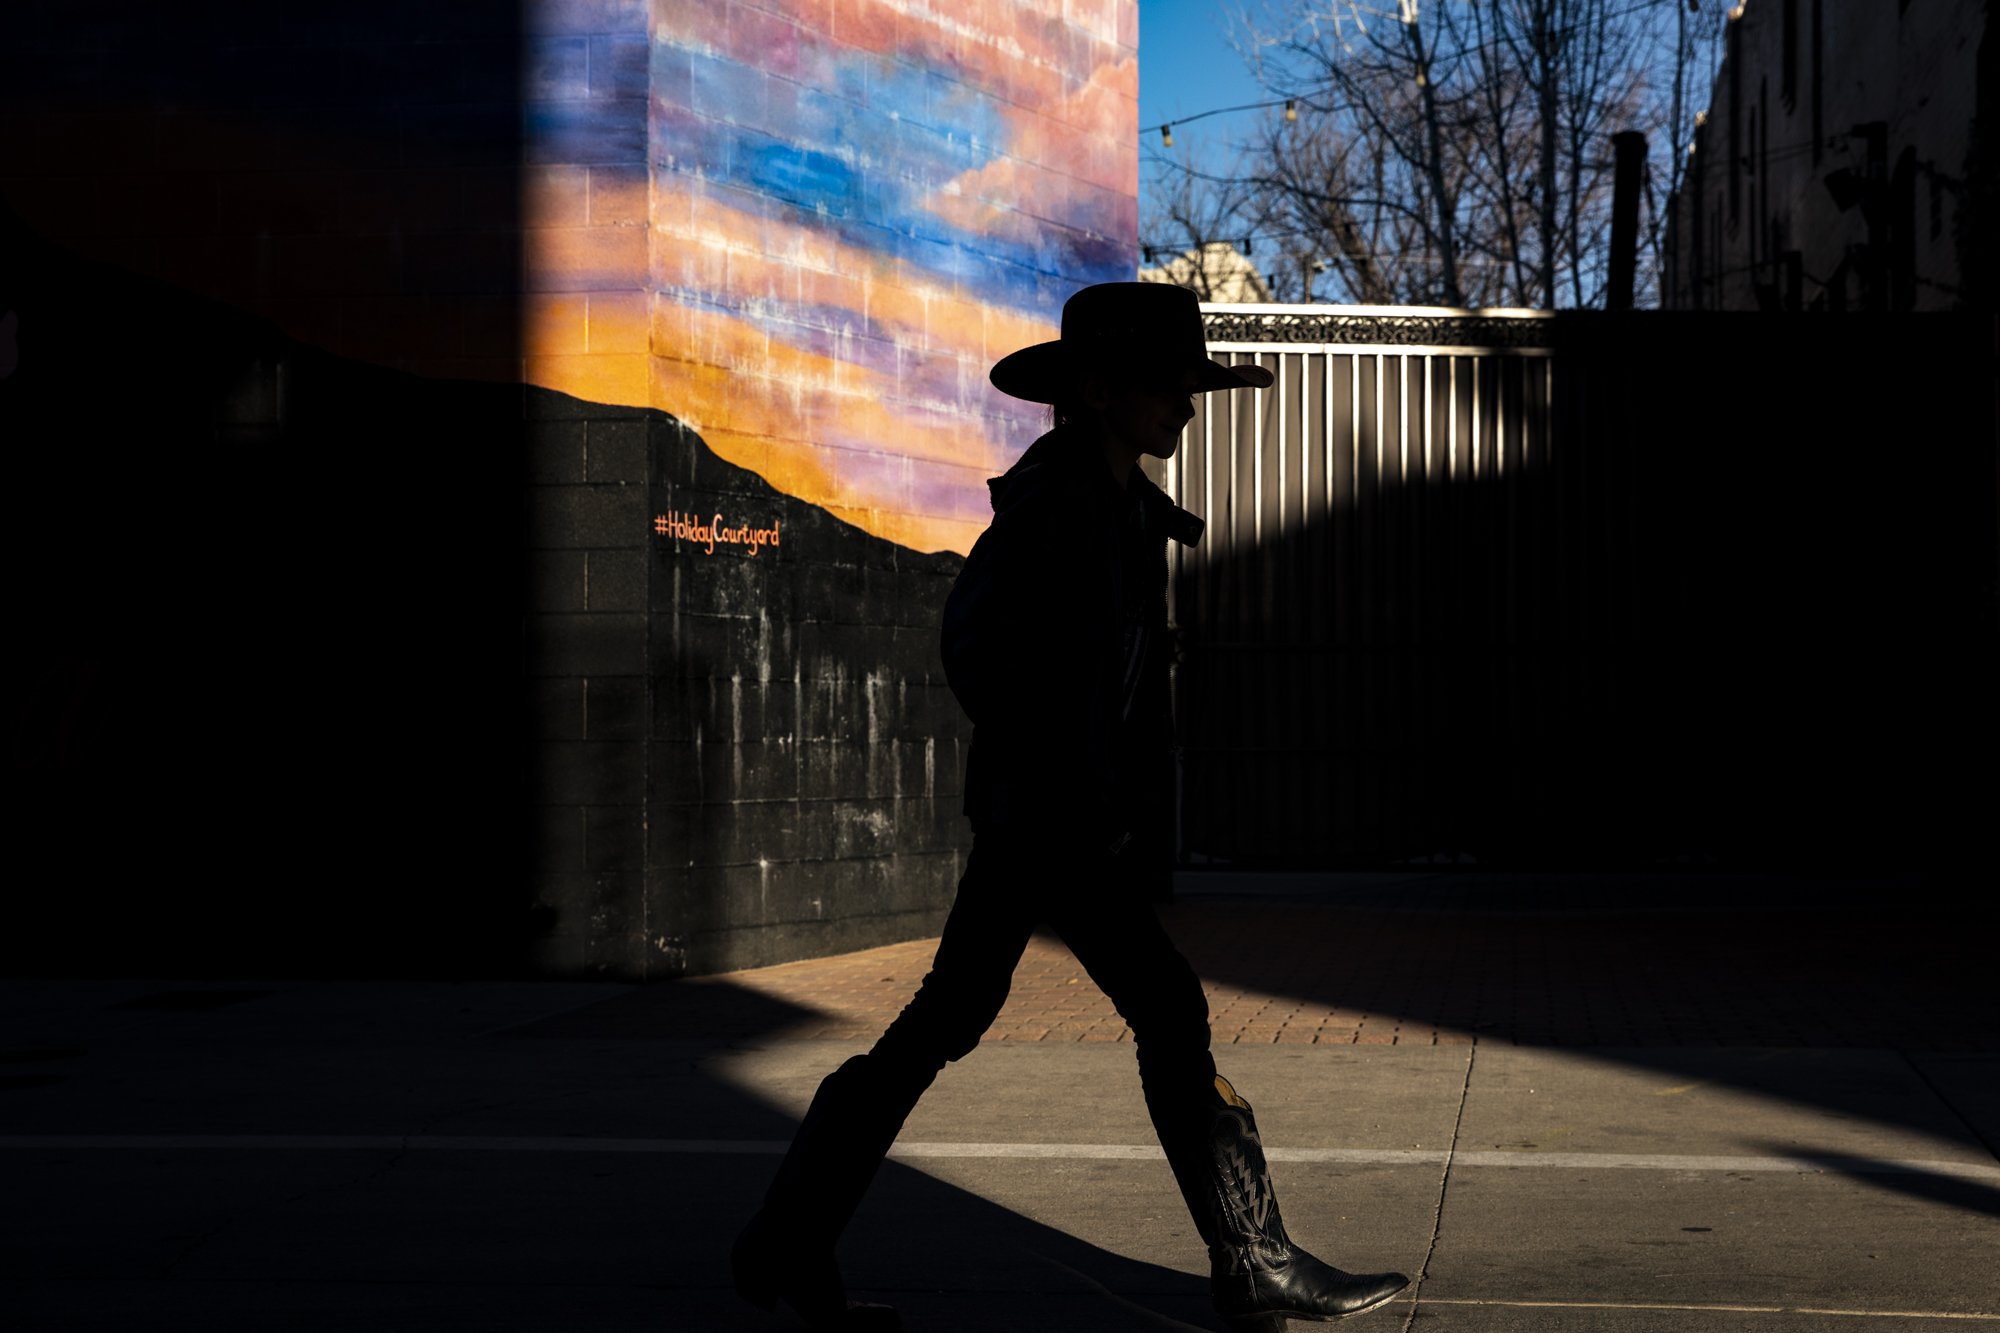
xmin=1043 ymin=845 xmax=1215 ymax=1157
xmin=1052 ymin=854 xmax=1408 ymax=1329
xmin=733 ymin=835 xmax=1039 ymax=1329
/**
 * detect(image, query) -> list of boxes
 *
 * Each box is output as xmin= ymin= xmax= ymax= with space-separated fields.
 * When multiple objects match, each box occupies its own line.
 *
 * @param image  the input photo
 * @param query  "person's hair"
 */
xmin=1050 ymin=363 xmax=1120 ymax=431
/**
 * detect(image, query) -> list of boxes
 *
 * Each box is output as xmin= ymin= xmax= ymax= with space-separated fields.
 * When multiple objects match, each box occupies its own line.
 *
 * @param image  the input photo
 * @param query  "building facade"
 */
xmin=1140 ymin=242 xmax=1273 ymax=303
xmin=1662 ymin=0 xmax=1993 ymax=311
xmin=2 ymin=0 xmax=1138 ymax=981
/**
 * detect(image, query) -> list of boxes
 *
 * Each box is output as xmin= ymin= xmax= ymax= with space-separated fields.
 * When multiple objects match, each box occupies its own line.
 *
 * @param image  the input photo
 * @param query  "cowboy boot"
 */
xmin=1157 ymin=1074 xmax=1408 ymax=1331
xmin=730 ymin=1055 xmax=921 ymax=1331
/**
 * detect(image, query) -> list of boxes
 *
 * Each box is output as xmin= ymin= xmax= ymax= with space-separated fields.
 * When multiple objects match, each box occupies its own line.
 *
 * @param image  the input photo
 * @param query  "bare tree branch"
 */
xmin=1176 ymin=0 xmax=1727 ymax=308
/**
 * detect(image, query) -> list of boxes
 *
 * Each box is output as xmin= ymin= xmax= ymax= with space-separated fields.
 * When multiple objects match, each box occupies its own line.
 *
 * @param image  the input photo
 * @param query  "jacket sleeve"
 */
xmin=941 ymin=492 xmax=1109 ymax=838
xmin=939 ymin=520 xmax=1009 ymax=728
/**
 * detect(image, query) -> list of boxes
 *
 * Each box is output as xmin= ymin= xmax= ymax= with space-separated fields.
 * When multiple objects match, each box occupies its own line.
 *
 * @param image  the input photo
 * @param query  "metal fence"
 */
xmin=1160 ymin=305 xmax=1565 ymax=865
xmin=1157 ymin=305 xmax=1997 ymax=868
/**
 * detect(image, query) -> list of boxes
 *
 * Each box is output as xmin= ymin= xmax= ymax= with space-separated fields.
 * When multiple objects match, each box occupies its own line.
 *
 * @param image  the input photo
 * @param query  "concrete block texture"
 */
xmin=523 ymin=484 xmax=647 ymax=551
xmin=583 ymin=548 xmax=645 ymax=611
xmin=530 ymin=741 xmax=646 ymax=808
xmin=525 ymin=613 xmax=646 ymax=676
xmin=513 ymin=386 xmax=974 ymax=980
xmin=581 ymin=676 xmax=646 ymax=739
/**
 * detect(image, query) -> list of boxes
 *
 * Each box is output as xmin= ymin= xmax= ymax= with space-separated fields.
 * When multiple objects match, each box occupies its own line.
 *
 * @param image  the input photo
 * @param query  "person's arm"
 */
xmin=943 ymin=489 xmax=1111 ymax=839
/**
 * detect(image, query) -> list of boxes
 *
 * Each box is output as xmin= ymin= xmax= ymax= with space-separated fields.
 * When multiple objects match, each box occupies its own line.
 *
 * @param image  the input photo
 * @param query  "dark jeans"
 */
xmin=764 ymin=831 xmax=1218 ymax=1245
xmin=873 ymin=831 xmax=1216 ymax=1098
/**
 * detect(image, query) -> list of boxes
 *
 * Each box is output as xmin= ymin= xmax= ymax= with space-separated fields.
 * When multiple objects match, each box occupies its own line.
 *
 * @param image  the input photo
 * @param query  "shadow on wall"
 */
xmin=0 ymin=207 xmax=978 ymax=982
xmin=0 ymin=0 xmax=533 ymax=385
xmin=0 ymin=0 xmax=535 ymax=976
xmin=1 ymin=206 xmax=530 ymax=978
xmin=1173 ymin=311 xmax=1999 ymax=872
xmin=0 ymin=0 xmax=984 ymax=980
xmin=517 ymin=390 xmax=972 ymax=985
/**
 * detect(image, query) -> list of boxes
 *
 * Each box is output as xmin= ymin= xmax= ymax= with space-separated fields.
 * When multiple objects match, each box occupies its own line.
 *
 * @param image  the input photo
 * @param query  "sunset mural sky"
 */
xmin=524 ymin=0 xmax=1140 ymax=556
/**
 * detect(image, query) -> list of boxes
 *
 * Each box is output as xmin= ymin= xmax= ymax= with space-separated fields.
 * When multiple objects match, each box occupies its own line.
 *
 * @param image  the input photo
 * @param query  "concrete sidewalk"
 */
xmin=3 ymin=873 xmax=1997 ymax=1331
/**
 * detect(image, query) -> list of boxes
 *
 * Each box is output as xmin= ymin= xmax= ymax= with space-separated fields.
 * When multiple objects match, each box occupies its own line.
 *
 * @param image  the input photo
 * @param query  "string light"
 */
xmin=1142 ymin=97 xmax=1301 ymax=140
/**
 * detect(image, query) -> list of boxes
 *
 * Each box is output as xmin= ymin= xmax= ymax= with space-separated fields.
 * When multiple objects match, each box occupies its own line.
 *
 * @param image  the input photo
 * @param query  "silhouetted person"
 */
xmin=731 ymin=283 xmax=1410 ymax=1331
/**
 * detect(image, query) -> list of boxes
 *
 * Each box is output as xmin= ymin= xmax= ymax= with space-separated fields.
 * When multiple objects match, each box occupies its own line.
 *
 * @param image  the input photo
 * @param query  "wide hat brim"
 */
xmin=989 ymin=281 xmax=1274 ymax=404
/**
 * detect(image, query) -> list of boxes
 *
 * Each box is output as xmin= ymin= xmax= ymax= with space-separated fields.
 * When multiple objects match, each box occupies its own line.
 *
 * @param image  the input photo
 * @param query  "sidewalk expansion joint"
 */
xmin=1399 ymin=1035 xmax=1476 ymax=1333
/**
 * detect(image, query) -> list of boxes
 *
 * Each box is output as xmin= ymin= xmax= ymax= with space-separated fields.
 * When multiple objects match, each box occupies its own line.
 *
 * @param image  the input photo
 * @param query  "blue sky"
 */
xmin=1138 ymin=0 xmax=1269 ymax=130
xmin=1136 ymin=1 xmax=1274 ymax=243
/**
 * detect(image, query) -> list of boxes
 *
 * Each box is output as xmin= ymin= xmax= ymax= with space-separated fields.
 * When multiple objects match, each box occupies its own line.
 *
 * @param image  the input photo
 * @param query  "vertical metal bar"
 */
xmin=1373 ymin=352 xmax=1385 ymax=494
xmin=1448 ymin=356 xmax=1459 ymax=480
xmin=1204 ymin=377 xmax=1216 ymax=550
xmin=1351 ymin=350 xmax=1362 ymax=502
xmin=1302 ymin=350 xmax=1314 ymax=534
xmin=1545 ymin=356 xmax=1555 ymax=468
xmin=1423 ymin=353 xmax=1434 ymax=479
xmin=1323 ymin=347 xmax=1334 ymax=518
xmin=1251 ymin=359 xmax=1263 ymax=551
xmin=1276 ymin=352 xmax=1288 ymax=539
xmin=1473 ymin=353 xmax=1484 ymax=478
xmin=1398 ymin=353 xmax=1410 ymax=485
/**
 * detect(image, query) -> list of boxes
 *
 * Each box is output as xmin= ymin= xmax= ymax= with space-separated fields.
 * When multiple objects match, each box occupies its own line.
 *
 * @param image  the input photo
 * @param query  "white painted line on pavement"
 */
xmin=2 ymin=1135 xmax=1997 ymax=1182
xmin=1421 ymin=1299 xmax=2000 ymax=1322
xmin=1441 ymin=1149 xmax=2000 ymax=1180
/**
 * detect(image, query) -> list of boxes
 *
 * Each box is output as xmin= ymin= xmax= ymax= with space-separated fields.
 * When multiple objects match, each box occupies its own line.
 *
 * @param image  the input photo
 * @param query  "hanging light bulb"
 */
xmin=1161 ymin=124 xmax=1174 ymax=148
xmin=1284 ymin=99 xmax=1298 ymax=122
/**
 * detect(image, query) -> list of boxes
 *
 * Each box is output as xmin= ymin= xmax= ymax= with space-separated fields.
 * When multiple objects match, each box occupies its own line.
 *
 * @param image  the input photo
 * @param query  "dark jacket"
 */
xmin=941 ymin=425 xmax=1205 ymax=854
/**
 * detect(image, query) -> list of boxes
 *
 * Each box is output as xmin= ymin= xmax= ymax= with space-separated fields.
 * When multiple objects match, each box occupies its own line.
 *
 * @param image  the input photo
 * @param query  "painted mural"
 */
xmin=523 ymin=0 xmax=1140 ymax=556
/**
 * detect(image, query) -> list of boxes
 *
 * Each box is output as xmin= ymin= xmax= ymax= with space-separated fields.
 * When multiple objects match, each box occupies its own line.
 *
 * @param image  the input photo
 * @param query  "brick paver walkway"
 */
xmin=538 ymin=885 xmax=1997 ymax=1051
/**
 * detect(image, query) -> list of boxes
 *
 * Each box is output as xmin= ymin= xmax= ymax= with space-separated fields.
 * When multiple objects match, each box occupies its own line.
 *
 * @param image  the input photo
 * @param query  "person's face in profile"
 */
xmin=1088 ymin=362 xmax=1200 ymax=463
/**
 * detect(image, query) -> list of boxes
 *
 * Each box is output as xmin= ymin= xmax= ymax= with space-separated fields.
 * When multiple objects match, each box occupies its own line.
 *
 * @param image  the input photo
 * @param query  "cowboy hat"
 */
xmin=989 ymin=281 xmax=1273 ymax=404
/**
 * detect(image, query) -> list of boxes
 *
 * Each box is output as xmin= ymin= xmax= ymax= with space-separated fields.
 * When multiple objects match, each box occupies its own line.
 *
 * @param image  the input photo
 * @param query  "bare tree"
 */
xmin=1241 ymin=103 xmax=1402 ymax=302
xmin=1140 ymin=142 xmax=1265 ymax=300
xmin=1142 ymin=0 xmax=1727 ymax=309
xmin=1226 ymin=0 xmax=1482 ymax=304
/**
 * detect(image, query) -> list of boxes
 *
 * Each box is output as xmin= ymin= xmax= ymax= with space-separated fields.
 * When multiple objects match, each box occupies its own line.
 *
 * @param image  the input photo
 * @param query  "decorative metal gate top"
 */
xmin=1202 ymin=303 xmax=1561 ymax=350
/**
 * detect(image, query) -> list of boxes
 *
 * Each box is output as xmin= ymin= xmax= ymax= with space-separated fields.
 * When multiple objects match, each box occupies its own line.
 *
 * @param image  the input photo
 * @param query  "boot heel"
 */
xmin=1226 ymin=1316 xmax=1288 ymax=1333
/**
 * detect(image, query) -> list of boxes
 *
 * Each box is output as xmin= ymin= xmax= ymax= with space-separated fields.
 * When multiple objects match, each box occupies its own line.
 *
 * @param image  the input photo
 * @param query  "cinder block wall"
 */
xmin=0 ymin=0 xmax=1136 ymax=981
xmin=520 ymin=393 xmax=969 ymax=980
xmin=510 ymin=0 xmax=1138 ymax=979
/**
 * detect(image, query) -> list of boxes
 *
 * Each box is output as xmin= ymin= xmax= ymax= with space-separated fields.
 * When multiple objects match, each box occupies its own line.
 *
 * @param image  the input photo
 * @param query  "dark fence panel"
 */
xmin=1163 ymin=307 xmax=1998 ymax=871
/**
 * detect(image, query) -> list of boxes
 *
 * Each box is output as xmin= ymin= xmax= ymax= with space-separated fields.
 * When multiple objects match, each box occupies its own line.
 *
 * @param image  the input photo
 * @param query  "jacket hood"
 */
xmin=986 ymin=427 xmax=1206 ymax=548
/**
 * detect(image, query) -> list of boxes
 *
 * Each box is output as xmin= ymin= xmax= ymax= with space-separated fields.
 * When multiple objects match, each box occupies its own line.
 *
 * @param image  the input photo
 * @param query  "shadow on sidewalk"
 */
xmin=503 ymin=988 xmax=1234 ymax=1331
xmin=1155 ymin=875 xmax=2000 ymax=1217
xmin=551 ymin=874 xmax=2000 ymax=1224
xmin=1737 ymin=1142 xmax=2000 ymax=1221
